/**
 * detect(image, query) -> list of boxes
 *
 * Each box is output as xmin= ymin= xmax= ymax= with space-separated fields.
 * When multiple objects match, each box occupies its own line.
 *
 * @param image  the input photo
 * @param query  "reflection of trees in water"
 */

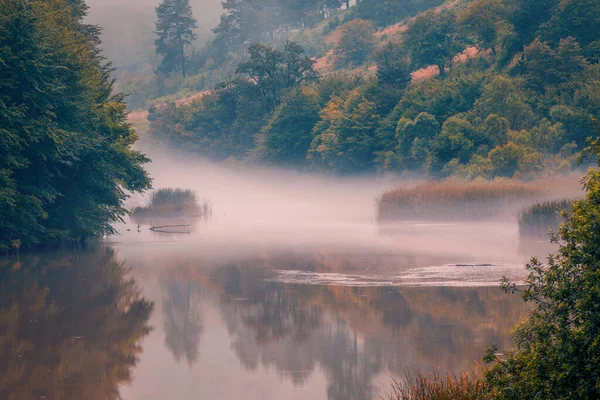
xmin=204 ymin=262 xmax=529 ymax=400
xmin=162 ymin=280 xmax=203 ymax=365
xmin=0 ymin=248 xmax=153 ymax=400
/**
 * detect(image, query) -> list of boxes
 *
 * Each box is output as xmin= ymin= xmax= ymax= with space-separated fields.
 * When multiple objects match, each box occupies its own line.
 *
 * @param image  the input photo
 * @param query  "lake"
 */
xmin=0 ymin=148 xmax=540 ymax=400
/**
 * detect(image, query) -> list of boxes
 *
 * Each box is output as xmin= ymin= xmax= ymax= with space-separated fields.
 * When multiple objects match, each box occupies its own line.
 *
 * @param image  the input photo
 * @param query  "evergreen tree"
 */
xmin=0 ymin=0 xmax=151 ymax=251
xmin=155 ymin=0 xmax=198 ymax=77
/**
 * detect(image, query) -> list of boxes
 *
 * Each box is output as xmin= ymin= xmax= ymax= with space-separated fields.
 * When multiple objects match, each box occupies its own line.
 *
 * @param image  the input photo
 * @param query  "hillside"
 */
xmin=132 ymin=0 xmax=599 ymax=179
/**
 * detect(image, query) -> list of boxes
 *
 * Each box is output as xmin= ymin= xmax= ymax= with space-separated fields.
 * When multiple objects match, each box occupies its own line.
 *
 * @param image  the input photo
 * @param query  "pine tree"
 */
xmin=154 ymin=0 xmax=198 ymax=77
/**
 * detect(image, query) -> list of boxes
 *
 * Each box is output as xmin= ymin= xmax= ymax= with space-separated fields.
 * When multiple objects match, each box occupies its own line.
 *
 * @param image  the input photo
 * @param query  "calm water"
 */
xmin=0 ymin=150 xmax=544 ymax=400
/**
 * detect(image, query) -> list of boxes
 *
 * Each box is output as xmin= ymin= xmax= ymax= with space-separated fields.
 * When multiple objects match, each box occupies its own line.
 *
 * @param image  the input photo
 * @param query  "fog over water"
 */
xmin=3 ymin=139 xmax=577 ymax=400
xmin=93 ymin=142 xmax=538 ymax=400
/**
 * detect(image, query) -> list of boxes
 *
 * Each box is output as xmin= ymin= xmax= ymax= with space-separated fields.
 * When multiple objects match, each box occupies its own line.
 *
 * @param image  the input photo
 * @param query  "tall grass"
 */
xmin=132 ymin=188 xmax=212 ymax=219
xmin=377 ymin=178 xmax=553 ymax=221
xmin=517 ymin=199 xmax=573 ymax=238
xmin=386 ymin=371 xmax=492 ymax=400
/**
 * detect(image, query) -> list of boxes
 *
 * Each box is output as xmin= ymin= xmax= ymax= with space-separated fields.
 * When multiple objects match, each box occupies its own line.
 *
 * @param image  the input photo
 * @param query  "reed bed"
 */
xmin=132 ymin=188 xmax=212 ymax=219
xmin=377 ymin=178 xmax=555 ymax=221
xmin=386 ymin=371 xmax=492 ymax=400
xmin=517 ymin=199 xmax=573 ymax=238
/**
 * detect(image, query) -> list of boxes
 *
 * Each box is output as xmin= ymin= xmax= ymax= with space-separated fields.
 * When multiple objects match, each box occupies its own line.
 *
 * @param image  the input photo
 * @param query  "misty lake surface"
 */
xmin=1 ymin=146 xmax=544 ymax=400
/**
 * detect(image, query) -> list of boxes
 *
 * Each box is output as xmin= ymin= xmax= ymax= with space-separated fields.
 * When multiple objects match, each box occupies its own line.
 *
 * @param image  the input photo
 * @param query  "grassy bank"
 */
xmin=132 ymin=188 xmax=212 ymax=220
xmin=387 ymin=371 xmax=492 ymax=400
xmin=517 ymin=199 xmax=573 ymax=238
xmin=377 ymin=179 xmax=553 ymax=221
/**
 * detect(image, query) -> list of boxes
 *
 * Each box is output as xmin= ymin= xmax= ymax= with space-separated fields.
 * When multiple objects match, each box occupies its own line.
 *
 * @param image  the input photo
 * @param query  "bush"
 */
xmin=517 ymin=199 xmax=573 ymax=238
xmin=486 ymin=166 xmax=600 ymax=399
xmin=377 ymin=178 xmax=553 ymax=221
xmin=132 ymin=188 xmax=212 ymax=220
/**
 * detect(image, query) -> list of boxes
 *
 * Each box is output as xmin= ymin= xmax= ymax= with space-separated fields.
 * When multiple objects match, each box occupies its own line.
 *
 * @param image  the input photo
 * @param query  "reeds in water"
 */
xmin=517 ymin=199 xmax=572 ymax=238
xmin=377 ymin=178 xmax=550 ymax=221
xmin=386 ymin=371 xmax=492 ymax=400
xmin=132 ymin=188 xmax=212 ymax=219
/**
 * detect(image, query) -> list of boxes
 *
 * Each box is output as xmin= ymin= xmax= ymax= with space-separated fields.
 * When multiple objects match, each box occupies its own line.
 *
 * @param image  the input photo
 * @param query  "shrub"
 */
xmin=132 ymin=188 xmax=212 ymax=220
xmin=517 ymin=199 xmax=573 ymax=238
xmin=377 ymin=178 xmax=553 ymax=221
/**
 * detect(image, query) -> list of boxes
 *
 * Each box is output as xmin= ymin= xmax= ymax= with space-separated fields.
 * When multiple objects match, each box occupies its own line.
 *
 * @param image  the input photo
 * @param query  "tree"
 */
xmin=375 ymin=41 xmax=412 ymax=89
xmin=0 ymin=0 xmax=151 ymax=251
xmin=155 ymin=0 xmax=198 ymax=77
xmin=260 ymin=87 xmax=321 ymax=166
xmin=486 ymin=136 xmax=600 ymax=399
xmin=236 ymin=42 xmax=317 ymax=114
xmin=488 ymin=142 xmax=525 ymax=177
xmin=458 ymin=0 xmax=508 ymax=55
xmin=333 ymin=20 xmax=376 ymax=68
xmin=403 ymin=10 xmax=462 ymax=78
xmin=309 ymin=91 xmax=381 ymax=173
xmin=395 ymin=112 xmax=440 ymax=169
xmin=430 ymin=116 xmax=477 ymax=173
xmin=540 ymin=0 xmax=600 ymax=49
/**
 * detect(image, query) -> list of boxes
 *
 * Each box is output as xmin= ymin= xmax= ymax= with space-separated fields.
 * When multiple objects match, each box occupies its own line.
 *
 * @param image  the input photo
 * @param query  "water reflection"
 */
xmin=162 ymin=280 xmax=203 ymax=365
xmin=124 ymin=251 xmax=529 ymax=400
xmin=0 ymin=245 xmax=531 ymax=400
xmin=0 ymin=248 xmax=153 ymax=400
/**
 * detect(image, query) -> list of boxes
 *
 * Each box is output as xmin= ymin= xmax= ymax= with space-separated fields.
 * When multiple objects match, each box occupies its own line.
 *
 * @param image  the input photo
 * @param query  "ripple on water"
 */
xmin=269 ymin=262 xmax=526 ymax=288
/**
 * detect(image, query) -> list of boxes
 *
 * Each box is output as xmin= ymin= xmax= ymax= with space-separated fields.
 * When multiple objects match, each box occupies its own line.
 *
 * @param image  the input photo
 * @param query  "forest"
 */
xmin=142 ymin=0 xmax=600 ymax=178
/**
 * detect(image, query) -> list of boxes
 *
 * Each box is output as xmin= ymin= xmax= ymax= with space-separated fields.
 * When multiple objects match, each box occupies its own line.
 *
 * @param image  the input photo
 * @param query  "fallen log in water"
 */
xmin=149 ymin=224 xmax=191 ymax=230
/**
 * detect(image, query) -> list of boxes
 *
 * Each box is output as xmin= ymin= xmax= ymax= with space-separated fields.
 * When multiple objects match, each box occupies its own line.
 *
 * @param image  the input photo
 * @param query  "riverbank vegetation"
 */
xmin=388 ymin=370 xmax=491 ymax=400
xmin=0 ymin=0 xmax=151 ymax=251
xmin=384 ymin=141 xmax=600 ymax=398
xmin=517 ymin=199 xmax=573 ymax=237
xmin=143 ymin=0 xmax=598 ymax=179
xmin=377 ymin=178 xmax=559 ymax=221
xmin=131 ymin=188 xmax=212 ymax=220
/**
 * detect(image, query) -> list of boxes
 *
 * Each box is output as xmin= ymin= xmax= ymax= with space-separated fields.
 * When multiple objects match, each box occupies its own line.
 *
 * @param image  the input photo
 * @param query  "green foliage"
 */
xmin=150 ymin=41 xmax=317 ymax=159
xmin=458 ymin=0 xmax=509 ymax=55
xmin=155 ymin=0 xmax=198 ymax=77
xmin=487 ymin=165 xmax=600 ymax=399
xmin=259 ymin=87 xmax=322 ymax=166
xmin=354 ymin=0 xmax=445 ymax=26
xmin=236 ymin=42 xmax=318 ymax=113
xmin=403 ymin=10 xmax=462 ymax=78
xmin=0 ymin=0 xmax=151 ymax=251
xmin=148 ymin=0 xmax=600 ymax=180
xmin=309 ymin=86 xmax=381 ymax=173
xmin=333 ymin=20 xmax=376 ymax=68
xmin=375 ymin=41 xmax=412 ymax=89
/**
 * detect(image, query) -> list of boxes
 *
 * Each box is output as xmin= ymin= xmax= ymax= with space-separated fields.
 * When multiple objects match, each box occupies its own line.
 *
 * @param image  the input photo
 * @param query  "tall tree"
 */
xmin=0 ymin=0 xmax=151 ymax=251
xmin=155 ymin=0 xmax=198 ymax=77
xmin=236 ymin=42 xmax=317 ymax=114
xmin=403 ymin=10 xmax=462 ymax=78
xmin=333 ymin=20 xmax=377 ymax=68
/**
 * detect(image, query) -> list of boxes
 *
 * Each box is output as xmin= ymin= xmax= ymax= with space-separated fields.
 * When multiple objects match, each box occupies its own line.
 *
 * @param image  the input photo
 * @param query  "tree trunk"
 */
xmin=181 ymin=41 xmax=186 ymax=78
xmin=438 ymin=63 xmax=445 ymax=79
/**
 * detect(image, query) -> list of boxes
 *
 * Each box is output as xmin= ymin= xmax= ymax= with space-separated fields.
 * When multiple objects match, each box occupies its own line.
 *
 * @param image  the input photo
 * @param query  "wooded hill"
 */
xmin=145 ymin=0 xmax=600 ymax=178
